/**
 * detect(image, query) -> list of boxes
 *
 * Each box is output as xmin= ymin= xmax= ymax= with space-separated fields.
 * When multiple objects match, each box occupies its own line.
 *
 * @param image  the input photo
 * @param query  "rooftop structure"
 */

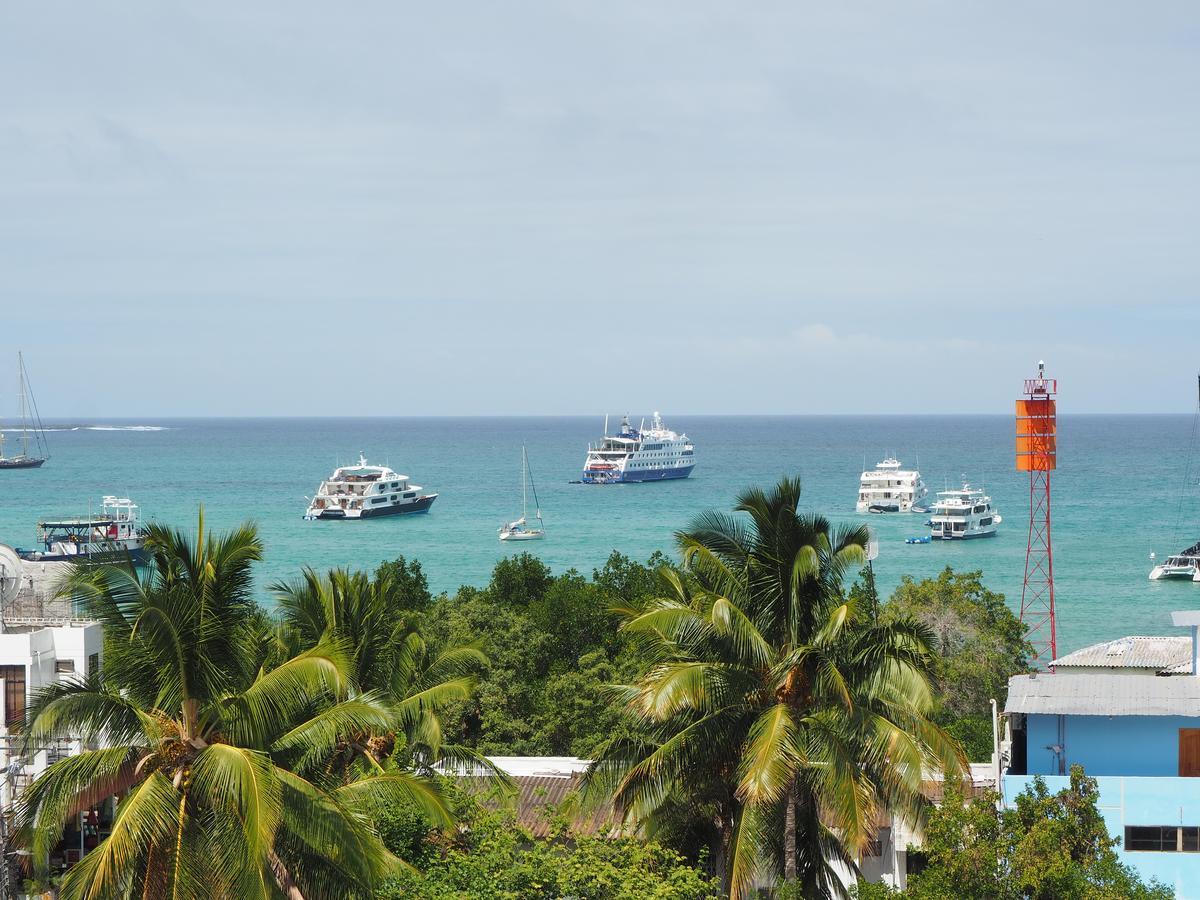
xmin=1051 ymin=636 xmax=1193 ymax=674
xmin=1001 ymin=609 xmax=1200 ymax=897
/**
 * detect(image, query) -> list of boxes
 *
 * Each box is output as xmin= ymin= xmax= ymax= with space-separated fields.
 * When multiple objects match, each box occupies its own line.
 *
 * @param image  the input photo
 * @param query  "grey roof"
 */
xmin=1006 ymin=672 xmax=1200 ymax=717
xmin=1051 ymin=636 xmax=1191 ymax=672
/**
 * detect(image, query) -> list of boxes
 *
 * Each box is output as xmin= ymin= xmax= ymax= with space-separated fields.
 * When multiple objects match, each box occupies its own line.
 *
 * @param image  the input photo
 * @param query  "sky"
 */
xmin=1 ymin=1 xmax=1198 ymax=417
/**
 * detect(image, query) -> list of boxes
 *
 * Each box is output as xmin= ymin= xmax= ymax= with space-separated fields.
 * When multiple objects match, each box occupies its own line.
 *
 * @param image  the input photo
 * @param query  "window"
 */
xmin=1125 ymin=826 xmax=1200 ymax=852
xmin=55 ymin=659 xmax=76 ymax=674
xmin=0 ymin=665 xmax=26 ymax=727
xmin=88 ymin=653 xmax=100 ymax=678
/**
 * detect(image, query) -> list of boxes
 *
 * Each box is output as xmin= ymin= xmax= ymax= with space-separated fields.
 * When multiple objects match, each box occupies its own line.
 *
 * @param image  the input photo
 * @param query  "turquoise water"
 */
xmin=1 ymin=416 xmax=1197 ymax=654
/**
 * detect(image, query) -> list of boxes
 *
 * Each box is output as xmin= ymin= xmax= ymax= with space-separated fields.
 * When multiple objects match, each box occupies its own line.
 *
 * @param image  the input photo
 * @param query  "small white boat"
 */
xmin=500 ymin=445 xmax=545 ymax=542
xmin=1149 ymin=542 xmax=1200 ymax=582
xmin=928 ymin=482 xmax=1001 ymax=540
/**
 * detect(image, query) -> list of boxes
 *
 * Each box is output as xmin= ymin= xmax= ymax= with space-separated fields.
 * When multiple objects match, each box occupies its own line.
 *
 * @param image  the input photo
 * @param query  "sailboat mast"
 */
xmin=19 ymin=353 xmax=28 ymax=457
xmin=521 ymin=445 xmax=528 ymax=519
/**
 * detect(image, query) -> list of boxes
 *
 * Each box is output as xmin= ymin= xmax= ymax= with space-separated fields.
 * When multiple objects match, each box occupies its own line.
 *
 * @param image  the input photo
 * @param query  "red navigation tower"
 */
xmin=1016 ymin=361 xmax=1058 ymax=666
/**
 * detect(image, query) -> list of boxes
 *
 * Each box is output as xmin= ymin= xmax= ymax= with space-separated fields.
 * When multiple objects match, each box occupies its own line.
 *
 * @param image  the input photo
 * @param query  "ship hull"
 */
xmin=19 ymin=545 xmax=146 ymax=564
xmin=0 ymin=457 xmax=46 ymax=469
xmin=582 ymin=464 xmax=694 ymax=484
xmin=309 ymin=495 xmax=437 ymax=519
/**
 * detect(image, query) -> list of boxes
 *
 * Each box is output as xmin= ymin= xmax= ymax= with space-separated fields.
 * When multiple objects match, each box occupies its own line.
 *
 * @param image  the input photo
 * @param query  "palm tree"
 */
xmin=272 ymin=566 xmax=493 ymax=776
xmin=588 ymin=477 xmax=965 ymax=898
xmin=19 ymin=513 xmax=449 ymax=899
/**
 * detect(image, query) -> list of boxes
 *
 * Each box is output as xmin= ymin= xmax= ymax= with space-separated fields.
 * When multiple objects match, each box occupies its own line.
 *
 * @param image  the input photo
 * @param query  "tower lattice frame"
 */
xmin=1016 ymin=363 xmax=1058 ymax=666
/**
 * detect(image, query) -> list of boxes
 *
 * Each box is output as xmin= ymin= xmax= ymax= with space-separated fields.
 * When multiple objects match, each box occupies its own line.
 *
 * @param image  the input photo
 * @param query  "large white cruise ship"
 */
xmin=856 ymin=458 xmax=928 ymax=513
xmin=581 ymin=413 xmax=695 ymax=484
xmin=304 ymin=454 xmax=437 ymax=519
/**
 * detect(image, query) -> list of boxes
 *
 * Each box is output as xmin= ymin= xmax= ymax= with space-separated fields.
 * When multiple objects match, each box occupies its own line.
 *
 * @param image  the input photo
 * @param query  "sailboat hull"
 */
xmin=0 ymin=457 xmax=46 ymax=469
xmin=499 ymin=529 xmax=544 ymax=541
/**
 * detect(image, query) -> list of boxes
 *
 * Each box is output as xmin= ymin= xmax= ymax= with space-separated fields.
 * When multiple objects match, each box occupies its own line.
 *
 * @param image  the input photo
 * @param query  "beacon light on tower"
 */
xmin=1016 ymin=360 xmax=1058 ymax=666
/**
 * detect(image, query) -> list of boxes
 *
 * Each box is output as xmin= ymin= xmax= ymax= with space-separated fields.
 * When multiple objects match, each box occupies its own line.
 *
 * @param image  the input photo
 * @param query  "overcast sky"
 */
xmin=2 ymin=2 xmax=1198 ymax=416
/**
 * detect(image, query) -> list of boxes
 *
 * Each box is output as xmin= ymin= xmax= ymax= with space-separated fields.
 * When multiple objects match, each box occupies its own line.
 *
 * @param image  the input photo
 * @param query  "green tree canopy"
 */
xmin=880 ymin=568 xmax=1031 ymax=760
xmin=589 ymin=477 xmax=965 ymax=898
xmin=376 ymin=786 xmax=718 ymax=900
xmin=863 ymin=766 xmax=1172 ymax=900
xmin=23 ymin=514 xmax=448 ymax=899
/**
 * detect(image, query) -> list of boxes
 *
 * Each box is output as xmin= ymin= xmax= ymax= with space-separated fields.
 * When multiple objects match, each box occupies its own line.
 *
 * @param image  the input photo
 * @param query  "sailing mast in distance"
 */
xmin=0 ymin=352 xmax=49 ymax=469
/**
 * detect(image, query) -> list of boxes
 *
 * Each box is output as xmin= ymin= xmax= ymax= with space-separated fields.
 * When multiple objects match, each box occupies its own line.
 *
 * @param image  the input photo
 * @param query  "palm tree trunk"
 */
xmin=784 ymin=787 xmax=797 ymax=883
xmin=268 ymin=850 xmax=306 ymax=900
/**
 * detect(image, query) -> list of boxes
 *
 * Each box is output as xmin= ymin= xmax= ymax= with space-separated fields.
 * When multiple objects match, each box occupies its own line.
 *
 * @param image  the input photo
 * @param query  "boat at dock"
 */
xmin=928 ymin=483 xmax=1001 ymax=540
xmin=304 ymin=453 xmax=437 ymax=520
xmin=581 ymin=413 xmax=695 ymax=484
xmin=16 ymin=496 xmax=145 ymax=563
xmin=500 ymin=445 xmax=545 ymax=542
xmin=856 ymin=457 xmax=928 ymax=513
xmin=0 ymin=353 xmax=49 ymax=470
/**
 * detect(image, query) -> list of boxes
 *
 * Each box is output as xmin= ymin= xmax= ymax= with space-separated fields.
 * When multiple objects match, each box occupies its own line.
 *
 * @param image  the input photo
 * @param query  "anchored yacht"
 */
xmin=581 ymin=413 xmax=695 ymax=484
xmin=928 ymin=483 xmax=1001 ymax=540
xmin=1149 ymin=542 xmax=1200 ymax=582
xmin=856 ymin=458 xmax=928 ymax=513
xmin=304 ymin=454 xmax=437 ymax=520
xmin=17 ymin=496 xmax=144 ymax=562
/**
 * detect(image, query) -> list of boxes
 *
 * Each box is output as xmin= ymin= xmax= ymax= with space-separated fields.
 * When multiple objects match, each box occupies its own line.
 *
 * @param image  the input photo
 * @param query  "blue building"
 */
xmin=1003 ymin=611 xmax=1200 ymax=896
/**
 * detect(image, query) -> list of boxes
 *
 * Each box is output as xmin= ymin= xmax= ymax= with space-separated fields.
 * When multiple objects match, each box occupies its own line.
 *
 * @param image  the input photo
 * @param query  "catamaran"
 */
xmin=0 ymin=353 xmax=49 ymax=470
xmin=500 ymin=445 xmax=545 ymax=541
xmin=856 ymin=457 xmax=928 ymax=513
xmin=304 ymin=454 xmax=437 ymax=520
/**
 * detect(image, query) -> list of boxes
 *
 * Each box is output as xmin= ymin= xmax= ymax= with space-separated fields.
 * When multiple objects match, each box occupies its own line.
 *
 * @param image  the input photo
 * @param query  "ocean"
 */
xmin=1 ymin=415 xmax=1197 ymax=655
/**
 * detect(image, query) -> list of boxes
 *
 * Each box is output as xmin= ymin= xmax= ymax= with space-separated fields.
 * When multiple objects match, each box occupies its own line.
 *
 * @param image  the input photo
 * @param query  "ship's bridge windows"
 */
xmin=404 ymin=491 xmax=416 ymax=498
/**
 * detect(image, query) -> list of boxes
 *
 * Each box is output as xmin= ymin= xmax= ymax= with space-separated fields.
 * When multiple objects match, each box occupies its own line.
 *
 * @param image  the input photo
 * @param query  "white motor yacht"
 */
xmin=856 ymin=458 xmax=928 ymax=513
xmin=1149 ymin=542 xmax=1200 ymax=582
xmin=929 ymin=483 xmax=1001 ymax=540
xmin=304 ymin=454 xmax=436 ymax=520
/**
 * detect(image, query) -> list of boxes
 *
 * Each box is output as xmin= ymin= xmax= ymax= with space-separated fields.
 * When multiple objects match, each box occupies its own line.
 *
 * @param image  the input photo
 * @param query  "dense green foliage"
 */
xmin=25 ymin=517 xmax=461 ymax=899
xmin=588 ymin=478 xmax=965 ymax=898
xmin=855 ymin=767 xmax=1172 ymax=899
xmin=375 ymin=786 xmax=718 ymax=899
xmin=419 ymin=551 xmax=666 ymax=757
xmin=880 ymin=568 xmax=1031 ymax=760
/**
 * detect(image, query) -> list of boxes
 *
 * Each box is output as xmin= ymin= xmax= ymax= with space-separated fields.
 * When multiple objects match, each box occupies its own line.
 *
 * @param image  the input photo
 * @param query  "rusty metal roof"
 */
xmin=1051 ymin=636 xmax=1192 ymax=672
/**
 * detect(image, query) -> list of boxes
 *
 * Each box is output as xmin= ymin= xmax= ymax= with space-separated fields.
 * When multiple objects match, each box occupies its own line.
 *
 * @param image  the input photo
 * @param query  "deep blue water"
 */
xmin=1 ymin=415 xmax=1197 ymax=654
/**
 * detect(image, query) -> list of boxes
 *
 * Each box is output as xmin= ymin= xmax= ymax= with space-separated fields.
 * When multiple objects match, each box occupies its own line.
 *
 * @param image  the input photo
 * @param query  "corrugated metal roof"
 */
xmin=456 ymin=773 xmax=619 ymax=838
xmin=1006 ymin=672 xmax=1200 ymax=717
xmin=1051 ymin=636 xmax=1191 ymax=671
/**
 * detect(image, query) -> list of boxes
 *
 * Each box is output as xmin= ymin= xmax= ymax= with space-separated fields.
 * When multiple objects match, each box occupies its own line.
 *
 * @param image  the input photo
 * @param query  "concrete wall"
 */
xmin=1025 ymin=713 xmax=1200 ymax=777
xmin=1005 ymin=774 xmax=1200 ymax=899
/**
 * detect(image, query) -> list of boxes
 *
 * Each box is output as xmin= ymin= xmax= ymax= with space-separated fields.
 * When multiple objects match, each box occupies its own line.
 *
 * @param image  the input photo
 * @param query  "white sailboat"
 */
xmin=500 ymin=445 xmax=545 ymax=541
